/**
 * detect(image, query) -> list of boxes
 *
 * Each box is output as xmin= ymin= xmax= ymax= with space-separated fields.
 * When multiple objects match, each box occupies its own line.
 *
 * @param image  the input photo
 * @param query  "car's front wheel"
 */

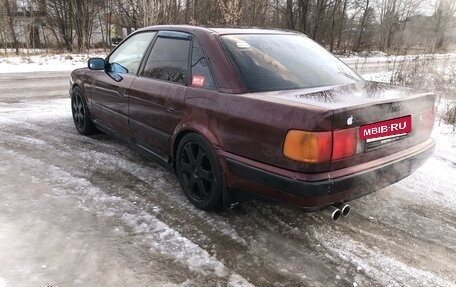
xmin=176 ymin=134 xmax=224 ymax=211
xmin=71 ymin=86 xmax=96 ymax=135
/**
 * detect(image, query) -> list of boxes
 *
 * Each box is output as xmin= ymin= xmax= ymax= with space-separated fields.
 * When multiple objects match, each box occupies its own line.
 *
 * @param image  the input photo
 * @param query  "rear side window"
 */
xmin=191 ymin=39 xmax=216 ymax=90
xmin=108 ymin=32 xmax=156 ymax=75
xmin=220 ymin=34 xmax=362 ymax=92
xmin=143 ymin=37 xmax=191 ymax=84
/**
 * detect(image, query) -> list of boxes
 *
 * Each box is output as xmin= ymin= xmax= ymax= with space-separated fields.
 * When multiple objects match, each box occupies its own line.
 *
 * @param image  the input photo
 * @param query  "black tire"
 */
xmin=176 ymin=133 xmax=224 ymax=211
xmin=71 ymin=86 xmax=96 ymax=135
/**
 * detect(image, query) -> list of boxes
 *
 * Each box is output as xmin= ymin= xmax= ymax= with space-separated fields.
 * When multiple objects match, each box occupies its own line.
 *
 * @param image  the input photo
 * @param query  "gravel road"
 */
xmin=0 ymin=71 xmax=455 ymax=287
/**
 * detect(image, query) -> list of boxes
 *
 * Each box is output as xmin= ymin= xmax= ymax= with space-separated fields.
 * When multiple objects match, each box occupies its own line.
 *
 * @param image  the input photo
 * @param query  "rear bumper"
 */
xmin=224 ymin=138 xmax=435 ymax=208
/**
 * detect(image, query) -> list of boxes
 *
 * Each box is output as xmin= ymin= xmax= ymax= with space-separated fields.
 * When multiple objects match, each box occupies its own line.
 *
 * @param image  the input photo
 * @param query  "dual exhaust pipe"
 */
xmin=326 ymin=203 xmax=350 ymax=221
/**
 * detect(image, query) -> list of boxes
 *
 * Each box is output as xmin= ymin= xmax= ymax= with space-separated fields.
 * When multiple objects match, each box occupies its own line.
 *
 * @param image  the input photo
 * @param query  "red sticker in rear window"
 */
xmin=192 ymin=75 xmax=205 ymax=87
xmin=360 ymin=116 xmax=412 ymax=140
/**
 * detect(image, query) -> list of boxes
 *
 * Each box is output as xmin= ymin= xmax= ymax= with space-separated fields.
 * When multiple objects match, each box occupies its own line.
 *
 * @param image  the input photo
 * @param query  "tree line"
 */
xmin=0 ymin=0 xmax=455 ymax=54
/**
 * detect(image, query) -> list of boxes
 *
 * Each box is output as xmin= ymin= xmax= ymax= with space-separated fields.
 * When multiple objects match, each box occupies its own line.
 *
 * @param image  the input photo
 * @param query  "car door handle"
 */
xmin=165 ymin=99 xmax=178 ymax=113
xmin=118 ymin=88 xmax=128 ymax=97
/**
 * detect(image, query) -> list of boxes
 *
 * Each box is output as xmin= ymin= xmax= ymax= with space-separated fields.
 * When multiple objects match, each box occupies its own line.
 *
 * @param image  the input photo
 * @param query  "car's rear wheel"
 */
xmin=176 ymin=134 xmax=224 ymax=211
xmin=71 ymin=86 xmax=96 ymax=135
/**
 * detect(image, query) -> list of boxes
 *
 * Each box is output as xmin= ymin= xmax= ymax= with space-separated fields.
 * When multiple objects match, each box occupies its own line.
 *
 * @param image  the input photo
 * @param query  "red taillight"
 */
xmin=421 ymin=108 xmax=435 ymax=133
xmin=283 ymin=130 xmax=332 ymax=163
xmin=283 ymin=128 xmax=358 ymax=163
xmin=332 ymin=128 xmax=357 ymax=160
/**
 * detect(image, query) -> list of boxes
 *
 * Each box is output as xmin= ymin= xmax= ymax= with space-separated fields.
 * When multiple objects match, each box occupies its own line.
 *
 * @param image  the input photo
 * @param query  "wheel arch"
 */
xmin=170 ymin=124 xmax=223 ymax=169
xmin=172 ymin=125 xmax=237 ymax=209
xmin=71 ymin=83 xmax=87 ymax=99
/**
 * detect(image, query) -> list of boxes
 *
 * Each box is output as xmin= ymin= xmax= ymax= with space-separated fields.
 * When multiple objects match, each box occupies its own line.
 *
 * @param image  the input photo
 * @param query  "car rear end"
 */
xmin=275 ymin=84 xmax=435 ymax=208
xmin=216 ymin=31 xmax=435 ymax=209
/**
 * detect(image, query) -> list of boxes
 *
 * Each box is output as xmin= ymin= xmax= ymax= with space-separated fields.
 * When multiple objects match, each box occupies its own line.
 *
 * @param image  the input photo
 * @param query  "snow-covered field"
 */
xmin=1 ymin=50 xmax=455 ymax=74
xmin=0 ymin=55 xmax=456 ymax=286
xmin=0 ymin=52 xmax=107 ymax=73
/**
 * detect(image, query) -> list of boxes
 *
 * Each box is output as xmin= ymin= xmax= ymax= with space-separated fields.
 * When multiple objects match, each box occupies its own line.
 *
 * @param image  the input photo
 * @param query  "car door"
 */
xmin=129 ymin=31 xmax=192 ymax=162
xmin=90 ymin=31 xmax=156 ymax=138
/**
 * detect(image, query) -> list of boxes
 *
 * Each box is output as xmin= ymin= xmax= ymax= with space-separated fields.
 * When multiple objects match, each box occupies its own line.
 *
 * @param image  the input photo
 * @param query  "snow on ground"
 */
xmin=0 ymin=99 xmax=252 ymax=284
xmin=433 ymin=121 xmax=456 ymax=163
xmin=1 ymin=55 xmax=456 ymax=286
xmin=0 ymin=52 xmax=107 ymax=73
xmin=361 ymin=71 xmax=394 ymax=82
xmin=1 ymin=50 xmax=455 ymax=74
xmin=0 ymin=277 xmax=8 ymax=287
xmin=340 ymin=52 xmax=456 ymax=62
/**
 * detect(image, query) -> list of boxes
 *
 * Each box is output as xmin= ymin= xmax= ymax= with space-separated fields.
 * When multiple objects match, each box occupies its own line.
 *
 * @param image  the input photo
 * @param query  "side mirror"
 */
xmin=88 ymin=58 xmax=105 ymax=70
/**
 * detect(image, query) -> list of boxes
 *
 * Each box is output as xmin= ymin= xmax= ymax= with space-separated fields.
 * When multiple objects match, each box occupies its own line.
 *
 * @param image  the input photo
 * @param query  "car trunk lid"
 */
xmin=262 ymin=81 xmax=435 ymax=171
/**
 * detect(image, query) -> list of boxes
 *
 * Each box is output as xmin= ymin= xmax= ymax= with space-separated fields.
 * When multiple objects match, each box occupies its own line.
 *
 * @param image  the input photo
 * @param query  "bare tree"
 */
xmin=377 ymin=0 xmax=397 ymax=50
xmin=433 ymin=0 xmax=456 ymax=50
xmin=377 ymin=0 xmax=424 ymax=51
xmin=286 ymin=0 xmax=295 ymax=29
xmin=329 ymin=0 xmax=342 ymax=51
xmin=72 ymin=0 xmax=106 ymax=52
xmin=239 ymin=0 xmax=270 ymax=27
xmin=336 ymin=0 xmax=349 ymax=49
xmin=297 ymin=0 xmax=310 ymax=34
xmin=0 ymin=0 xmax=453 ymax=53
xmin=36 ymin=0 xmax=74 ymax=51
xmin=2 ymin=0 xmax=19 ymax=54
xmin=114 ymin=0 xmax=141 ymax=34
xmin=0 ymin=1 xmax=8 ymax=53
xmin=354 ymin=0 xmax=370 ymax=51
xmin=312 ymin=0 xmax=328 ymax=41
xmin=218 ymin=0 xmax=242 ymax=25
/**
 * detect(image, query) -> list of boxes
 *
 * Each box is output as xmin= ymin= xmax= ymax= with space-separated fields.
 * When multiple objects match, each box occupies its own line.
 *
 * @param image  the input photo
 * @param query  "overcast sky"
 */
xmin=420 ymin=0 xmax=438 ymax=16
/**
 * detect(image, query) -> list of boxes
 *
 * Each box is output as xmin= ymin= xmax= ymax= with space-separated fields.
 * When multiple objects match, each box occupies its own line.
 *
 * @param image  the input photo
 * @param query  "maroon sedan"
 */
xmin=70 ymin=25 xmax=435 ymax=218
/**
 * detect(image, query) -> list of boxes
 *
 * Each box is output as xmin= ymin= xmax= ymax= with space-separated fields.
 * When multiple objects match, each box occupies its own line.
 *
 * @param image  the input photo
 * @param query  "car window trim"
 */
xmin=105 ymin=30 xmax=158 ymax=76
xmin=217 ymin=34 xmax=249 ymax=93
xmin=189 ymin=37 xmax=220 ymax=91
xmin=137 ymin=31 xmax=159 ymax=77
xmin=129 ymin=30 xmax=220 ymax=91
xmin=157 ymin=30 xmax=192 ymax=40
xmin=218 ymin=32 xmax=363 ymax=93
xmin=138 ymin=31 xmax=193 ymax=86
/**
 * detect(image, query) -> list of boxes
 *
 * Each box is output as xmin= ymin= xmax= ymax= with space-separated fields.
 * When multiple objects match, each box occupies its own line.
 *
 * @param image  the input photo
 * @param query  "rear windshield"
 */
xmin=220 ymin=34 xmax=362 ymax=92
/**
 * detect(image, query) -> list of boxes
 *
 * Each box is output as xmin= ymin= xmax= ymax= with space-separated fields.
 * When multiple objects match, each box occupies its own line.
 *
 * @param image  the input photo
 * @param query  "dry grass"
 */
xmin=390 ymin=55 xmax=456 ymax=129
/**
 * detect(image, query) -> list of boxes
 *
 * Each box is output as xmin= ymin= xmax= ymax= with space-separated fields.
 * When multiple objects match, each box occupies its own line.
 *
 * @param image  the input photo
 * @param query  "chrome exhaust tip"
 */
xmin=334 ymin=203 xmax=350 ymax=217
xmin=326 ymin=205 xmax=342 ymax=221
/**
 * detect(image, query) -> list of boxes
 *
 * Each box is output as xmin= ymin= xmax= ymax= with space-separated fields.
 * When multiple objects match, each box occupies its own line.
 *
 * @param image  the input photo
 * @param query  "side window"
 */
xmin=143 ymin=37 xmax=191 ymax=84
xmin=108 ymin=32 xmax=156 ymax=75
xmin=191 ymin=39 xmax=216 ymax=89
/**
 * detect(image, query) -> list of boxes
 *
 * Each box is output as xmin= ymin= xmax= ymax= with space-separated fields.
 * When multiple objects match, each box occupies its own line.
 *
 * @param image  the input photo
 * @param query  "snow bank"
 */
xmin=361 ymin=71 xmax=393 ymax=83
xmin=2 ymin=148 xmax=253 ymax=284
xmin=0 ymin=277 xmax=9 ymax=287
xmin=351 ymin=51 xmax=389 ymax=58
xmin=432 ymin=122 xmax=456 ymax=163
xmin=312 ymin=226 xmax=456 ymax=287
xmin=0 ymin=53 xmax=107 ymax=73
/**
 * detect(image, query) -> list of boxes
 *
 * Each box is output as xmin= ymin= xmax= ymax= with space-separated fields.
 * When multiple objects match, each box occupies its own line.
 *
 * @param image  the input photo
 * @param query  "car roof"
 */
xmin=137 ymin=25 xmax=299 ymax=36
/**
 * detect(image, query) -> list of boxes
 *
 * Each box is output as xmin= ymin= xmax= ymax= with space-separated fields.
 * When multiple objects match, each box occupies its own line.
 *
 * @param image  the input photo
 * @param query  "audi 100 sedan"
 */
xmin=70 ymin=25 xmax=435 ymax=218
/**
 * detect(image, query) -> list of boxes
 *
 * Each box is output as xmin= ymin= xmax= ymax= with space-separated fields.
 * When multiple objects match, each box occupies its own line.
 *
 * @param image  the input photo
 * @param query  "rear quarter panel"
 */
xmin=180 ymin=87 xmax=334 ymax=172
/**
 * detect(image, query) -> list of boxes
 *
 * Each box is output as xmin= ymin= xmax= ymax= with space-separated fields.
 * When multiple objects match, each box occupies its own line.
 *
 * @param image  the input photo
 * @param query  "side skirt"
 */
xmin=92 ymin=119 xmax=174 ymax=171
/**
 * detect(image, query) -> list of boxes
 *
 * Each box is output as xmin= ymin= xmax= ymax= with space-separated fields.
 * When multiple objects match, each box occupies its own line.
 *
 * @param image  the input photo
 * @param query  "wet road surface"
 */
xmin=0 ymin=72 xmax=455 ymax=287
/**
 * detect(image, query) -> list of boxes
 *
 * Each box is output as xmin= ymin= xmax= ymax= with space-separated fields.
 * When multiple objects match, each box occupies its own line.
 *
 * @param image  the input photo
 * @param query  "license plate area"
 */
xmin=360 ymin=116 xmax=412 ymax=149
xmin=365 ymin=133 xmax=409 ymax=149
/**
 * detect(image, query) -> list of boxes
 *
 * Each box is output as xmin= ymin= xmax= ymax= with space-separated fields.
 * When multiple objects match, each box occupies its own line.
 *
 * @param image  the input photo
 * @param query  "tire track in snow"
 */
xmin=0 ymin=99 xmax=305 ymax=286
xmin=0 ymin=148 xmax=253 ymax=286
xmin=2 ymin=96 xmax=456 ymax=286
